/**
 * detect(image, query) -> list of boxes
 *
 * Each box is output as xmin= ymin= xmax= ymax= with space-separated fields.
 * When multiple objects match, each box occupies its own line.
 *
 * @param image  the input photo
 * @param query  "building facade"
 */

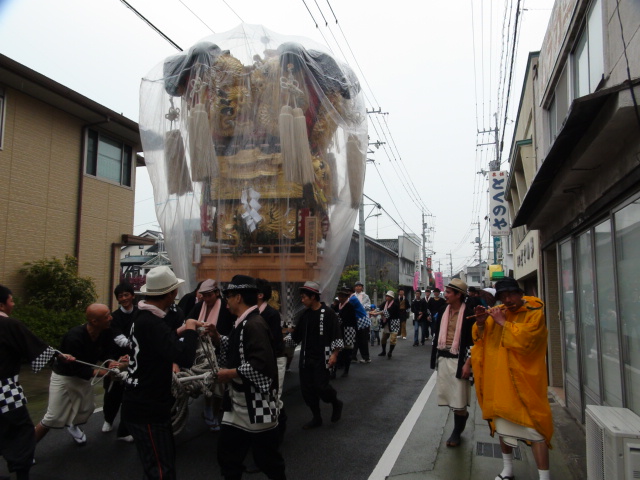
xmin=0 ymin=55 xmax=142 ymax=305
xmin=510 ymin=0 xmax=640 ymax=422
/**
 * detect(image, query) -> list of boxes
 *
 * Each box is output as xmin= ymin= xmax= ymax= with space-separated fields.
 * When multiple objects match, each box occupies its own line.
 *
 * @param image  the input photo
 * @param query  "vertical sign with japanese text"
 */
xmin=489 ymin=171 xmax=510 ymax=236
xmin=304 ymin=216 xmax=318 ymax=263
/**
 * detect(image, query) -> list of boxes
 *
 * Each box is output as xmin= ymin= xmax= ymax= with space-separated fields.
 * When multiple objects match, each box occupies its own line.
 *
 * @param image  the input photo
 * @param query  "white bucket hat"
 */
xmin=385 ymin=290 xmax=395 ymax=298
xmin=139 ymin=266 xmax=184 ymax=295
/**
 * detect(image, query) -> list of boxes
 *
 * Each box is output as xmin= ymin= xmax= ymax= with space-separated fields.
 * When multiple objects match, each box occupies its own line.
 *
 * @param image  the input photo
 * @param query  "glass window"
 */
xmin=577 ymin=230 xmax=600 ymax=396
xmin=573 ymin=30 xmax=590 ymax=98
xmin=85 ymin=129 xmax=133 ymax=187
xmin=0 ymin=87 xmax=5 ymax=150
xmin=587 ymin=0 xmax=604 ymax=91
xmin=571 ymin=0 xmax=604 ymax=99
xmin=549 ymin=96 xmax=557 ymax=142
xmin=615 ymin=199 xmax=640 ymax=412
xmin=595 ymin=220 xmax=623 ymax=407
xmin=560 ymin=241 xmax=579 ymax=378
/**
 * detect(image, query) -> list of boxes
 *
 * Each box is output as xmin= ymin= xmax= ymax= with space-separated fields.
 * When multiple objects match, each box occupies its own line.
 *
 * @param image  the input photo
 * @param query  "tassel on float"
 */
xmin=347 ymin=135 xmax=365 ymax=209
xmin=188 ymin=103 xmax=218 ymax=182
xmin=165 ymin=129 xmax=193 ymax=196
xmin=293 ymin=107 xmax=314 ymax=185
xmin=279 ymin=105 xmax=296 ymax=182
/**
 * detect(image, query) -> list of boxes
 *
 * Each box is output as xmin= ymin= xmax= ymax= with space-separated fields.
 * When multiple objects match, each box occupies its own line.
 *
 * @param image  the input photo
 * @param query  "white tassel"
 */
xmin=325 ymin=153 xmax=339 ymax=203
xmin=347 ymin=135 xmax=365 ymax=209
xmin=188 ymin=103 xmax=218 ymax=182
xmin=279 ymin=105 xmax=296 ymax=182
xmin=293 ymin=107 xmax=314 ymax=185
xmin=164 ymin=129 xmax=192 ymax=196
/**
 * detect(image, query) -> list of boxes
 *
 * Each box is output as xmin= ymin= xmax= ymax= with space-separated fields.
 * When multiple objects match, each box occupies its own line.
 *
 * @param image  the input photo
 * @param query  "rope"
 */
xmin=170 ymin=332 xmax=220 ymax=435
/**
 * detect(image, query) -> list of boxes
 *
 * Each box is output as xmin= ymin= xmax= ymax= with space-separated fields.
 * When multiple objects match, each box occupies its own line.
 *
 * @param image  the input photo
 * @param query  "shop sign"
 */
xmin=490 ymin=170 xmax=511 ymax=236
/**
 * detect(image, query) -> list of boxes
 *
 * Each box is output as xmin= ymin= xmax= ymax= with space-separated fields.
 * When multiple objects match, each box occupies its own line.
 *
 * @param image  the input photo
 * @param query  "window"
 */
xmin=572 ymin=0 xmax=604 ymax=98
xmin=615 ymin=199 xmax=640 ymax=412
xmin=548 ymin=66 xmax=569 ymax=141
xmin=0 ymin=88 xmax=5 ymax=150
xmin=594 ymin=220 xmax=622 ymax=407
xmin=86 ymin=129 xmax=133 ymax=187
xmin=577 ymin=230 xmax=600 ymax=397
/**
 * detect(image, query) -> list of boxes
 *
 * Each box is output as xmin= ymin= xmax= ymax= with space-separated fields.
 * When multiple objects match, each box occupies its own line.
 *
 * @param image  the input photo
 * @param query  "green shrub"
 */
xmin=14 ymin=303 xmax=85 ymax=348
xmin=20 ymin=256 xmax=96 ymax=312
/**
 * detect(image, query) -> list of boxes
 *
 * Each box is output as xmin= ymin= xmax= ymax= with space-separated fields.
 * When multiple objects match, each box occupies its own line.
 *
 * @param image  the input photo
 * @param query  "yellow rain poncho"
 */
xmin=471 ymin=296 xmax=553 ymax=448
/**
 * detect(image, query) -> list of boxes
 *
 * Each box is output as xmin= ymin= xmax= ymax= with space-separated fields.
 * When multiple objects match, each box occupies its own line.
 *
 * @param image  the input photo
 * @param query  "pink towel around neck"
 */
xmin=437 ymin=305 xmax=465 ymax=355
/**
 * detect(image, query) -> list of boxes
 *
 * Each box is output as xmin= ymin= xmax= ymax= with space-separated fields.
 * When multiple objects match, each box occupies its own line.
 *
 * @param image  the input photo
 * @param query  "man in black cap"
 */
xmin=291 ymin=281 xmax=344 ymax=429
xmin=471 ymin=277 xmax=552 ymax=480
xmin=214 ymin=275 xmax=285 ymax=480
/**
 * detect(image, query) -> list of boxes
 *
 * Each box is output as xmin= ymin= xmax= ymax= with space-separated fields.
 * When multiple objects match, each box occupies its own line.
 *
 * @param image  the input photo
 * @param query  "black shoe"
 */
xmin=387 ymin=351 xmax=392 ymax=359
xmin=331 ymin=400 xmax=343 ymax=422
xmin=378 ymin=350 xmax=386 ymax=356
xmin=302 ymin=418 xmax=323 ymax=430
xmin=413 ymin=343 xmax=419 ymax=346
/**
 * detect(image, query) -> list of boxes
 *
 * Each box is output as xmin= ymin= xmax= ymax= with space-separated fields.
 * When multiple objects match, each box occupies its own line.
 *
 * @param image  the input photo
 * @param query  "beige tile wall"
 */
xmin=0 ymin=87 xmax=135 ymax=304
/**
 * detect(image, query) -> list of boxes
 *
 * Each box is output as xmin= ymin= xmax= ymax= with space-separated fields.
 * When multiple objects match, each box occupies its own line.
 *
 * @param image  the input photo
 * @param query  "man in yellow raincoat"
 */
xmin=471 ymin=277 xmax=552 ymax=480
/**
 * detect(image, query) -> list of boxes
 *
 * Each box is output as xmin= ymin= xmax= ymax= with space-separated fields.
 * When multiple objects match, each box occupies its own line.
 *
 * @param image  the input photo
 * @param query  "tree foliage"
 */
xmin=339 ymin=264 xmax=397 ymax=301
xmin=14 ymin=302 xmax=85 ymax=347
xmin=21 ymin=256 xmax=97 ymax=312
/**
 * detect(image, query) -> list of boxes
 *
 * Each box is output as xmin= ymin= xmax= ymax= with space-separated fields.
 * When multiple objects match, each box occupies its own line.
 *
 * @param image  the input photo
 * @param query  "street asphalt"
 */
xmin=1 ymin=333 xmax=587 ymax=479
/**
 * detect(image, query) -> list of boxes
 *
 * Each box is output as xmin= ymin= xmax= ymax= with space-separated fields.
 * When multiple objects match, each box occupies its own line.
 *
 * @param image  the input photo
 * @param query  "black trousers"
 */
xmin=126 ymin=421 xmax=176 ymax=480
xmin=103 ymin=377 xmax=129 ymax=437
xmin=218 ymin=424 xmax=286 ymax=480
xmin=0 ymin=406 xmax=34 ymax=476
xmin=299 ymin=364 xmax=338 ymax=418
xmin=353 ymin=328 xmax=370 ymax=360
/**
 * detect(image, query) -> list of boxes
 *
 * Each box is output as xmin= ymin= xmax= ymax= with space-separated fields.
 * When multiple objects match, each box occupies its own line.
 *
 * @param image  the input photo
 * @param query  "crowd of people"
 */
xmin=0 ymin=271 xmax=553 ymax=480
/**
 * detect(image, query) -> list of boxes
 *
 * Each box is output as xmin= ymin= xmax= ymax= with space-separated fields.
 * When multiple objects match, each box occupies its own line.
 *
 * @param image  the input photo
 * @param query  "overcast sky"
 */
xmin=0 ymin=0 xmax=554 ymax=274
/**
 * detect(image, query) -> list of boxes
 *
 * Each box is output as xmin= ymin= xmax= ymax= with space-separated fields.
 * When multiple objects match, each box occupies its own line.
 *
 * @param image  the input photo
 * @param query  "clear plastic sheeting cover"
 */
xmin=139 ymin=24 xmax=367 ymax=313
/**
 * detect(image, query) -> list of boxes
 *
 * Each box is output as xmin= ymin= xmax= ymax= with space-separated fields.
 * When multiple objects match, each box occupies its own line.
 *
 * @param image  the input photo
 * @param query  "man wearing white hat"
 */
xmin=379 ymin=290 xmax=400 ymax=359
xmin=122 ymin=266 xmax=202 ymax=480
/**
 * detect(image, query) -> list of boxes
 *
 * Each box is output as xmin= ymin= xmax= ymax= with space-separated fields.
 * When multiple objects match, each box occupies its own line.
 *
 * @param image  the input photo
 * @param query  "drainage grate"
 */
xmin=476 ymin=442 xmax=522 ymax=460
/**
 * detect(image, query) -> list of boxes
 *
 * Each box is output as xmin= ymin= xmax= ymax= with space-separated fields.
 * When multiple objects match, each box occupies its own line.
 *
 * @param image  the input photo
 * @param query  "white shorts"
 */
xmin=494 ymin=417 xmax=545 ymax=447
xmin=41 ymin=372 xmax=94 ymax=428
xmin=436 ymin=356 xmax=470 ymax=410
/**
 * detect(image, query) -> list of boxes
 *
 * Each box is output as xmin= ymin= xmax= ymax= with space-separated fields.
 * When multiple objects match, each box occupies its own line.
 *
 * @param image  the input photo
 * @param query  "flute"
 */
xmin=466 ymin=304 xmax=507 ymax=319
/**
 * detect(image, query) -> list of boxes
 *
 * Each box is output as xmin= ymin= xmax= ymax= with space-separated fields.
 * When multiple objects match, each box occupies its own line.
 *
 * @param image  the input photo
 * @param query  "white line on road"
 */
xmin=367 ymin=373 xmax=437 ymax=480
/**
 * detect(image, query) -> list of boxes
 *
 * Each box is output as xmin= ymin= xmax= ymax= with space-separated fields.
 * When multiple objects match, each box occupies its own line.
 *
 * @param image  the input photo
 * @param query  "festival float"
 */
xmin=139 ymin=24 xmax=367 ymax=313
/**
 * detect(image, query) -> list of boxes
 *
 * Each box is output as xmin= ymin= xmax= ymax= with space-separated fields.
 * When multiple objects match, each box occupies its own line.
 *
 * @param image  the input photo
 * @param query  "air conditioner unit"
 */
xmin=586 ymin=405 xmax=640 ymax=480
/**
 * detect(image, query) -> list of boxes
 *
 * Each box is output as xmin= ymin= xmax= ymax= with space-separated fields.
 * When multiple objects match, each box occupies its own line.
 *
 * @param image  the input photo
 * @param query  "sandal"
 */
xmin=495 ymin=475 xmax=515 ymax=480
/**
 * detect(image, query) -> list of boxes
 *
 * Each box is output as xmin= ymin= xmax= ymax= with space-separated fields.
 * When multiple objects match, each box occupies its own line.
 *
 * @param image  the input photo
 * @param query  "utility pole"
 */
xmin=422 ymin=211 xmax=427 ymax=289
xmin=476 ymin=219 xmax=482 ymax=265
xmin=477 ymin=113 xmax=500 ymax=171
xmin=448 ymin=252 xmax=453 ymax=277
xmin=359 ymin=198 xmax=366 ymax=285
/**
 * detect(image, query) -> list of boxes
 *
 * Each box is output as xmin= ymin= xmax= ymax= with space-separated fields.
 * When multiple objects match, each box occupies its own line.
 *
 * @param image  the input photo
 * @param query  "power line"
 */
xmin=363 ymin=193 xmax=418 ymax=238
xmin=120 ymin=0 xmax=183 ymax=51
xmin=178 ymin=0 xmax=215 ymax=33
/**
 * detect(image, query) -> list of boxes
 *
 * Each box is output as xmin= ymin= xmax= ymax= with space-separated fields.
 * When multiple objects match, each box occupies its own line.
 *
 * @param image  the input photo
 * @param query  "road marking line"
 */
xmin=368 ymin=373 xmax=437 ymax=480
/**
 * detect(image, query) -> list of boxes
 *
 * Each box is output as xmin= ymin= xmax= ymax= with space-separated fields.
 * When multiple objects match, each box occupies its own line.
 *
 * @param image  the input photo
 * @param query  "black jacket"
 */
xmin=122 ymin=309 xmax=198 ymax=423
xmin=187 ymin=298 xmax=236 ymax=336
xmin=429 ymin=302 xmax=476 ymax=379
xmin=411 ymin=298 xmax=429 ymax=320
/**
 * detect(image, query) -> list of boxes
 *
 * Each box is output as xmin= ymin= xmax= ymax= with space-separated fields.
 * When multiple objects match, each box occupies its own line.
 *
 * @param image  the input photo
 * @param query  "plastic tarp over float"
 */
xmin=139 ymin=24 xmax=367 ymax=316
